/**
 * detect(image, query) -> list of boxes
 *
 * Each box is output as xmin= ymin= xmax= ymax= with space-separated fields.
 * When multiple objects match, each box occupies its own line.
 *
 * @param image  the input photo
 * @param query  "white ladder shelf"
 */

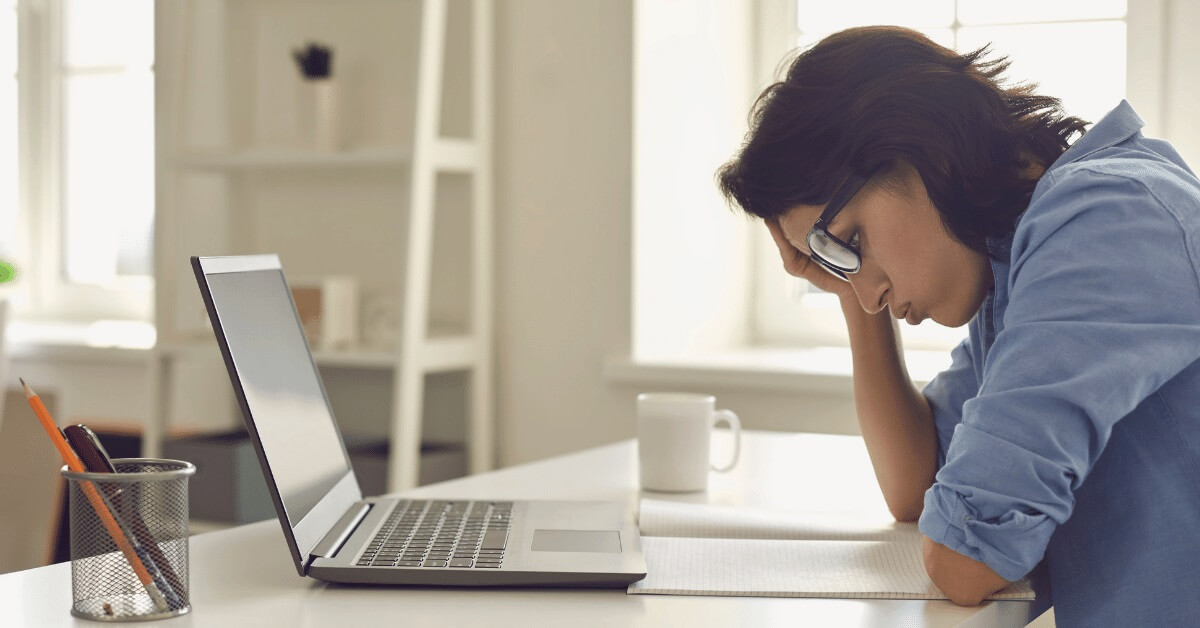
xmin=394 ymin=0 xmax=494 ymax=490
xmin=148 ymin=0 xmax=495 ymax=492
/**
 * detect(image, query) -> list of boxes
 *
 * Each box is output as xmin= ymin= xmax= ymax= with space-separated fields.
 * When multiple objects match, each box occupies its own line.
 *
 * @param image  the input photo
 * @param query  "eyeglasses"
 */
xmin=806 ymin=173 xmax=871 ymax=281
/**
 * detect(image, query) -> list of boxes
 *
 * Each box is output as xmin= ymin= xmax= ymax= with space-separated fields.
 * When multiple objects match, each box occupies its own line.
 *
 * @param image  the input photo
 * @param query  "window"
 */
xmin=753 ymin=0 xmax=1135 ymax=351
xmin=1 ymin=1 xmax=16 ymax=259
xmin=7 ymin=0 xmax=154 ymax=322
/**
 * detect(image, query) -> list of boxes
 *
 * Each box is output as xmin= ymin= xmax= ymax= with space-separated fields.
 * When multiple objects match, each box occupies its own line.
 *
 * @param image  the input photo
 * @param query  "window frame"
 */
xmin=749 ymin=0 xmax=1163 ymax=351
xmin=14 ymin=0 xmax=153 ymax=323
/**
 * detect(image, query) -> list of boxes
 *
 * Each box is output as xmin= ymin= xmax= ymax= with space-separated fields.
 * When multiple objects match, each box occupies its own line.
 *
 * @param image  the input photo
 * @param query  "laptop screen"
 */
xmin=202 ymin=266 xmax=353 ymax=526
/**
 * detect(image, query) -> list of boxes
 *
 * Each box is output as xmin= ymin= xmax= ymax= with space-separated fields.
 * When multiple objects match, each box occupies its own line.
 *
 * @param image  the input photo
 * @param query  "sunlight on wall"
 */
xmin=633 ymin=0 xmax=755 ymax=360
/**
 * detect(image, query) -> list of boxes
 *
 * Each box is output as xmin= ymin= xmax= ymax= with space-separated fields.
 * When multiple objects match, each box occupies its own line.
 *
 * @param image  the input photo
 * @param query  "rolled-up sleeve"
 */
xmin=918 ymin=168 xmax=1200 ymax=582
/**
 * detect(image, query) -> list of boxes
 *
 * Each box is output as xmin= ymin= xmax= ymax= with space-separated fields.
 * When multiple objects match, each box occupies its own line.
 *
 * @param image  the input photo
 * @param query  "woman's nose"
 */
xmin=849 ymin=273 xmax=890 ymax=315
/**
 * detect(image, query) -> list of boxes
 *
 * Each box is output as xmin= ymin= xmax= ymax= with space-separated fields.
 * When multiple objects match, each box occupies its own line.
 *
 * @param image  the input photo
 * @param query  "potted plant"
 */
xmin=292 ymin=41 xmax=339 ymax=150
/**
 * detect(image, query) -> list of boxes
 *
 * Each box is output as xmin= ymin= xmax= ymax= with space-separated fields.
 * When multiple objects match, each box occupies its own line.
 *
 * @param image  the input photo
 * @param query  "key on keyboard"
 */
xmin=357 ymin=500 xmax=512 ymax=568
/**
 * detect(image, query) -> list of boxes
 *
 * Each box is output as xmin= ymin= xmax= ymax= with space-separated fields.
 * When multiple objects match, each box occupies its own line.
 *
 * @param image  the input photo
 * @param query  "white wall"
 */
xmin=1162 ymin=0 xmax=1200 ymax=164
xmin=492 ymin=0 xmax=637 ymax=464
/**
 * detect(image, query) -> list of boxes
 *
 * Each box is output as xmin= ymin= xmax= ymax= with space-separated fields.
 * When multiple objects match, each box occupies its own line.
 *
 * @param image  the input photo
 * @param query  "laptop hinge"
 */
xmin=310 ymin=502 xmax=372 ymax=561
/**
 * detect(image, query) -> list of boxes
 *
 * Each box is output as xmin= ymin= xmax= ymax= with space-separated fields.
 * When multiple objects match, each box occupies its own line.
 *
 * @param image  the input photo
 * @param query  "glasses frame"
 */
xmin=806 ymin=173 xmax=872 ymax=281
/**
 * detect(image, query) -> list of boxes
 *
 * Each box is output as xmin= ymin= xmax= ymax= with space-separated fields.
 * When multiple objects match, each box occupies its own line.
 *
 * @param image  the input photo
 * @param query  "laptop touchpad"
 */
xmin=531 ymin=530 xmax=622 ymax=553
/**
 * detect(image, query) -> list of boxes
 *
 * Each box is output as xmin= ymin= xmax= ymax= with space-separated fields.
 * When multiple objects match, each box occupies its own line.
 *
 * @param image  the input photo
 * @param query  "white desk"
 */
xmin=0 ymin=431 xmax=1049 ymax=627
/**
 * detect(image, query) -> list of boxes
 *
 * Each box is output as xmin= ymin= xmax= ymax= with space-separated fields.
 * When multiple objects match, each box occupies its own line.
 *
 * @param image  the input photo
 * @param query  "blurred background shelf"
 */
xmin=150 ymin=0 xmax=495 ymax=495
xmin=173 ymin=146 xmax=414 ymax=170
xmin=156 ymin=323 xmax=476 ymax=371
xmin=163 ymin=430 xmax=466 ymax=526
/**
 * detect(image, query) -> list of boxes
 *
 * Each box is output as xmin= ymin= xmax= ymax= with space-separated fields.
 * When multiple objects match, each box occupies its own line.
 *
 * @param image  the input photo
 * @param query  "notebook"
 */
xmin=627 ymin=499 xmax=1037 ymax=600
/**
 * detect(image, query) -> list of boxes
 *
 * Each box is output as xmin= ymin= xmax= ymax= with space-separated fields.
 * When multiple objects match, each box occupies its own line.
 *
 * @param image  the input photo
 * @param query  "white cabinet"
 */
xmin=149 ymin=0 xmax=494 ymax=491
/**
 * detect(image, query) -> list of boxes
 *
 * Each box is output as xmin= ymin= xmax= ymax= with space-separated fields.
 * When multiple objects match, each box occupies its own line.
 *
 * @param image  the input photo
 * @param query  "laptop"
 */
xmin=191 ymin=254 xmax=646 ymax=586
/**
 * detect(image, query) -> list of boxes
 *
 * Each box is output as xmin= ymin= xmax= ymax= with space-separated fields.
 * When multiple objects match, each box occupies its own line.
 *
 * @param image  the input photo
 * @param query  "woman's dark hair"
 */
xmin=717 ymin=26 xmax=1090 ymax=261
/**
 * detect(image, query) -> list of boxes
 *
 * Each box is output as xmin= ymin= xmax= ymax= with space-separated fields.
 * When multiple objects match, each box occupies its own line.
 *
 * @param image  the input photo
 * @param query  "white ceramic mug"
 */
xmin=636 ymin=392 xmax=742 ymax=492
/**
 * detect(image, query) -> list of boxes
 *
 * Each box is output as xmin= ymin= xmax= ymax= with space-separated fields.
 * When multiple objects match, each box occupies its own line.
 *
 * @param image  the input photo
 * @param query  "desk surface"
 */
xmin=0 ymin=431 xmax=1048 ymax=627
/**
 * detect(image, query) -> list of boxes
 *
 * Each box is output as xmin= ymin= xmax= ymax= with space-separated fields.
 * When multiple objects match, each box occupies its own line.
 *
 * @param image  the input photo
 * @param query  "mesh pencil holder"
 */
xmin=61 ymin=458 xmax=196 ymax=622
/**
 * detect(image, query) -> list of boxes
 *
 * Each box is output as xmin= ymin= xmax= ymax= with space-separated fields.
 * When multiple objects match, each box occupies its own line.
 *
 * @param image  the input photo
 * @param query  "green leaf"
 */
xmin=0 ymin=260 xmax=17 ymax=283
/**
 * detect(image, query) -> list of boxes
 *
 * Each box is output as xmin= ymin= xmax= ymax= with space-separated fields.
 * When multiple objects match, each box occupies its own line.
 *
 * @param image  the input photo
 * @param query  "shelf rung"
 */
xmin=311 ymin=349 xmax=396 ymax=368
xmin=160 ymin=340 xmax=398 ymax=369
xmin=160 ymin=337 xmax=480 ymax=373
xmin=432 ymin=138 xmax=479 ymax=171
xmin=421 ymin=334 xmax=477 ymax=372
xmin=174 ymin=147 xmax=413 ymax=170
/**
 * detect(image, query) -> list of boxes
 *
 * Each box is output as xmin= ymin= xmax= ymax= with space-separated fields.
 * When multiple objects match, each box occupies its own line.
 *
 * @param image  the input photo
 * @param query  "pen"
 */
xmin=21 ymin=378 xmax=171 ymax=613
xmin=63 ymin=425 xmax=117 ymax=473
xmin=63 ymin=424 xmax=185 ymax=610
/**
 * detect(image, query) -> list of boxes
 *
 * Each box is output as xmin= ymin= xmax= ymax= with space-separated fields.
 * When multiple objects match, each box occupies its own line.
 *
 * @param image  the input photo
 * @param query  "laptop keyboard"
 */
xmin=356 ymin=500 xmax=512 ymax=569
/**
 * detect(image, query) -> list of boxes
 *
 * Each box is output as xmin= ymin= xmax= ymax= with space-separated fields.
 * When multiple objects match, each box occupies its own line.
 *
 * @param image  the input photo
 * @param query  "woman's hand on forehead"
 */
xmin=765 ymin=218 xmax=853 ymax=297
xmin=773 ymin=211 xmax=815 ymax=256
xmin=767 ymin=217 xmax=807 ymax=260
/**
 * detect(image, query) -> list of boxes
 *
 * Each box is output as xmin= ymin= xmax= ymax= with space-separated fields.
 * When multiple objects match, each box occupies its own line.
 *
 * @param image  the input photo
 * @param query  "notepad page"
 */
xmin=628 ymin=536 xmax=1037 ymax=600
xmin=638 ymin=499 xmax=922 ymax=544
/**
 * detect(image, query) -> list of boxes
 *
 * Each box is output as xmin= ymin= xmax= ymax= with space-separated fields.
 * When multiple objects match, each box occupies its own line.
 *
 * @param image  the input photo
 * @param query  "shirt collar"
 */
xmin=1046 ymin=99 xmax=1144 ymax=173
xmin=987 ymin=100 xmax=1146 ymax=266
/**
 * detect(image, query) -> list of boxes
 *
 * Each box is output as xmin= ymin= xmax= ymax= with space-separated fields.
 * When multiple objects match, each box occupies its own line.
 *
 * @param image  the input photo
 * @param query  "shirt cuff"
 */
xmin=918 ymin=483 xmax=1054 ymax=582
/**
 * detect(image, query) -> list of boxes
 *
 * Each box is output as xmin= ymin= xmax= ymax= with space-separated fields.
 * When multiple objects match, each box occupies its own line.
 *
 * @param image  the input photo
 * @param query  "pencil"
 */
xmin=21 ymin=378 xmax=171 ymax=613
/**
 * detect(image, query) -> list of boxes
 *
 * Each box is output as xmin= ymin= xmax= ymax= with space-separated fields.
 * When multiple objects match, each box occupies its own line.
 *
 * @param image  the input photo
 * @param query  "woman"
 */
xmin=717 ymin=26 xmax=1200 ymax=626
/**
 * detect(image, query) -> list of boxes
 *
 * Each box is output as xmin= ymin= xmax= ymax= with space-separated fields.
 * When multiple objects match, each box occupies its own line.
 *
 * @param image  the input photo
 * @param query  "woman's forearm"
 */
xmin=841 ymin=295 xmax=939 ymax=521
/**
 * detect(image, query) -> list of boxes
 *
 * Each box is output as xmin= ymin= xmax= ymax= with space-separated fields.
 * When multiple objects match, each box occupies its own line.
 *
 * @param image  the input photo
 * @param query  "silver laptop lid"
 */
xmin=192 ymin=254 xmax=362 ymax=576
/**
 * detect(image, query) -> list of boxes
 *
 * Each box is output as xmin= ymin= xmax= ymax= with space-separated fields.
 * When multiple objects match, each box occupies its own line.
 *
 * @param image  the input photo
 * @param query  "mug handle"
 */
xmin=710 ymin=409 xmax=741 ymax=472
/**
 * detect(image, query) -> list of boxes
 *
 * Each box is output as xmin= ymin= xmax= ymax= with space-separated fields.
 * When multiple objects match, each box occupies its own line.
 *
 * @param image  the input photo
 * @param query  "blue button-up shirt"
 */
xmin=917 ymin=100 xmax=1200 ymax=626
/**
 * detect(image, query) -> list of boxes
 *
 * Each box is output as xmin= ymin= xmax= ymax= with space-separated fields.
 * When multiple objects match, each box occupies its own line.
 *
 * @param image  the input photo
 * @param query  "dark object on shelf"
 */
xmin=162 ymin=431 xmax=467 ymax=525
xmin=292 ymin=41 xmax=333 ymax=79
xmin=163 ymin=431 xmax=272 ymax=524
xmin=342 ymin=435 xmax=468 ymax=498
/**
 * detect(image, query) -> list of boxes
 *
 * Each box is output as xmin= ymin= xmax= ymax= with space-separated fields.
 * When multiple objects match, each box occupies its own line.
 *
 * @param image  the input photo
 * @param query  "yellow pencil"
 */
xmin=21 ymin=378 xmax=170 ymax=612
